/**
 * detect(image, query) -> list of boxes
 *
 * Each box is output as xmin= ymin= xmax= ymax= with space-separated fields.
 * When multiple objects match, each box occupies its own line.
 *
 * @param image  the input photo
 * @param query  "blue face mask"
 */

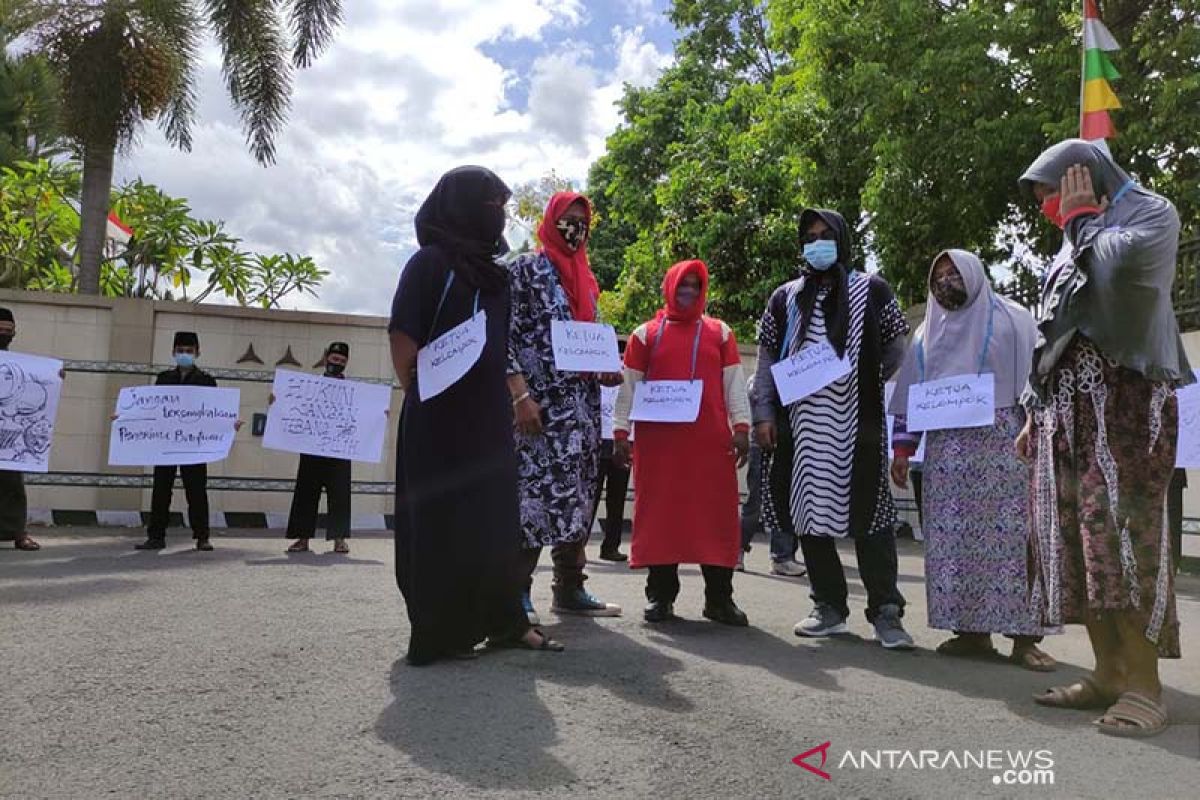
xmin=174 ymin=352 xmax=195 ymax=369
xmin=803 ymin=240 xmax=839 ymax=271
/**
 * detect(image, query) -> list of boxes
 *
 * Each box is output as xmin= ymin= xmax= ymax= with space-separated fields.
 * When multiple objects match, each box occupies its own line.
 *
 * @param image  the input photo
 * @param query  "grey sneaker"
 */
xmin=872 ymin=604 xmax=915 ymax=650
xmin=770 ymin=558 xmax=807 ymax=577
xmin=793 ymin=604 xmax=849 ymax=637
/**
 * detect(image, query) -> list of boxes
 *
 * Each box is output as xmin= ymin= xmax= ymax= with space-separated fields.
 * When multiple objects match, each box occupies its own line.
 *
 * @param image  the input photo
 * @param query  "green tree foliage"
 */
xmin=0 ymin=158 xmax=327 ymax=307
xmin=590 ymin=0 xmax=1200 ymax=336
xmin=0 ymin=3 xmax=64 ymax=167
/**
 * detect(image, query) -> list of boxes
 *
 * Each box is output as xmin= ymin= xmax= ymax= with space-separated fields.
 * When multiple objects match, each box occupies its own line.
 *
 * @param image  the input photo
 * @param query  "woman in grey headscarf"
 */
xmin=890 ymin=249 xmax=1055 ymax=670
xmin=1016 ymin=139 xmax=1189 ymax=738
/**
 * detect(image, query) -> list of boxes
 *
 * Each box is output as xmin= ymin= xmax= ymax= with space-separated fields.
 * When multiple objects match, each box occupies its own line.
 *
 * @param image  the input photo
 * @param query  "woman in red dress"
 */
xmin=613 ymin=260 xmax=752 ymax=625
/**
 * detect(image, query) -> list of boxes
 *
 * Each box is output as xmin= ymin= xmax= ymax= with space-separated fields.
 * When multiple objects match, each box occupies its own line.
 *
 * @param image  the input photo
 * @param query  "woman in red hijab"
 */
xmin=613 ymin=260 xmax=753 ymax=625
xmin=507 ymin=192 xmax=623 ymax=623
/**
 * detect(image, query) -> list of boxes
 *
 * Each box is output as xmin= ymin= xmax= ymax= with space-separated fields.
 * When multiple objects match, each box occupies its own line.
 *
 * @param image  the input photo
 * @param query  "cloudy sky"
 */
xmin=114 ymin=0 xmax=676 ymax=316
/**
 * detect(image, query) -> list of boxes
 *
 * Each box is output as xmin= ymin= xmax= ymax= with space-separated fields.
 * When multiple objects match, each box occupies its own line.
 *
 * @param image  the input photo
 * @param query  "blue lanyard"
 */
xmin=428 ymin=272 xmax=480 ymax=344
xmin=1109 ymin=179 xmax=1136 ymax=208
xmin=916 ymin=298 xmax=995 ymax=382
xmin=647 ymin=318 xmax=703 ymax=382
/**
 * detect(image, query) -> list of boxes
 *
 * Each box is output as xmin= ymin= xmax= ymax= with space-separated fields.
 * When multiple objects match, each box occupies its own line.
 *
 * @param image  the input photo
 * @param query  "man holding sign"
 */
xmin=507 ymin=192 xmax=622 ymax=621
xmin=0 ymin=307 xmax=44 ymax=551
xmin=752 ymin=208 xmax=913 ymax=650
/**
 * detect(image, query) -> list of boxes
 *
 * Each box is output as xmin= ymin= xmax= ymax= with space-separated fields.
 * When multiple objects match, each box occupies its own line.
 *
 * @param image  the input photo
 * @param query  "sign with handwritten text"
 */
xmin=0 ymin=351 xmax=64 ymax=472
xmin=771 ymin=340 xmax=853 ymax=406
xmin=263 ymin=370 xmax=391 ymax=463
xmin=629 ymin=380 xmax=702 ymax=424
xmin=108 ymin=386 xmax=240 ymax=466
xmin=551 ymin=320 xmax=621 ymax=373
xmin=905 ymin=373 xmax=995 ymax=433
xmin=418 ymin=311 xmax=487 ymax=401
xmin=1175 ymin=371 xmax=1200 ymax=468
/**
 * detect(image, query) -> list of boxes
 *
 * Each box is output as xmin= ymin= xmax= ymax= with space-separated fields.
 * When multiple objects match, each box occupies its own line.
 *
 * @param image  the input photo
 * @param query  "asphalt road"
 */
xmin=1 ymin=529 xmax=1197 ymax=799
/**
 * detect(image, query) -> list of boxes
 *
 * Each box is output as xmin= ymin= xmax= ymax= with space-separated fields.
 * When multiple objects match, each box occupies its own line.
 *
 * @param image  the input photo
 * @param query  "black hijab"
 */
xmin=415 ymin=166 xmax=512 ymax=292
xmin=796 ymin=208 xmax=852 ymax=358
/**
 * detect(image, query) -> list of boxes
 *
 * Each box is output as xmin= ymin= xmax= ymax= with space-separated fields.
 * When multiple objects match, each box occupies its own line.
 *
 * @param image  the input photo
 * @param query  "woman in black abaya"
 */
xmin=388 ymin=166 xmax=564 ymax=665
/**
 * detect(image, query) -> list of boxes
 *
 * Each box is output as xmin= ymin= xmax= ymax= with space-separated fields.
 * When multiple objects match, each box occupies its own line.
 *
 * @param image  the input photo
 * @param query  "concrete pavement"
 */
xmin=1 ymin=529 xmax=1197 ymax=799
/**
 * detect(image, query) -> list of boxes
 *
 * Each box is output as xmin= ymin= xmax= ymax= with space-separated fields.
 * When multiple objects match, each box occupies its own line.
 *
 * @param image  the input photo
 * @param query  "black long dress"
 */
xmin=389 ymin=245 xmax=528 ymax=664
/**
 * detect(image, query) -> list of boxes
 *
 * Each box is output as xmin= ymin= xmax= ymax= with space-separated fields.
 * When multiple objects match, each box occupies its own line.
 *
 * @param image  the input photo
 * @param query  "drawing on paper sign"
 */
xmin=263 ymin=369 xmax=390 ymax=462
xmin=0 ymin=352 xmax=63 ymax=471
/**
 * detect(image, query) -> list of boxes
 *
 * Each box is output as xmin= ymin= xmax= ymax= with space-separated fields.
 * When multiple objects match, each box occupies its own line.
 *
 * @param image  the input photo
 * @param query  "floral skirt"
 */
xmin=1029 ymin=337 xmax=1179 ymax=658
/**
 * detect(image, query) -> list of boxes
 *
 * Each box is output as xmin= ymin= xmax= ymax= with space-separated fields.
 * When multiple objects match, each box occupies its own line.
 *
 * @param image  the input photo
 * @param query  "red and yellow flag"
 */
xmin=1080 ymin=0 xmax=1121 ymax=142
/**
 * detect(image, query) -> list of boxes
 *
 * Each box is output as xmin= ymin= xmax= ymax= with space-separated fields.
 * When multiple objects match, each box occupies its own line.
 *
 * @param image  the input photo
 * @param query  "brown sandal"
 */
xmin=333 ymin=539 xmax=349 ymax=554
xmin=1033 ymin=675 xmax=1118 ymax=709
xmin=1010 ymin=645 xmax=1058 ymax=673
xmin=286 ymin=539 xmax=310 ymax=553
xmin=1094 ymin=692 xmax=1168 ymax=738
xmin=935 ymin=635 xmax=998 ymax=660
xmin=14 ymin=536 xmax=41 ymax=551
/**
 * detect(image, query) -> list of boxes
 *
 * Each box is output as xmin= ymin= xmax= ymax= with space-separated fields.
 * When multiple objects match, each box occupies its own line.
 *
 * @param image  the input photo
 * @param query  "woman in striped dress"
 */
xmin=752 ymin=208 xmax=913 ymax=650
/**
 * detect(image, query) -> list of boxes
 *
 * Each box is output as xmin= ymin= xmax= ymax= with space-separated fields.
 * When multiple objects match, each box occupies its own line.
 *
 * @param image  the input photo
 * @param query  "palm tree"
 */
xmin=26 ymin=0 xmax=342 ymax=294
xmin=0 ymin=1 xmax=63 ymax=167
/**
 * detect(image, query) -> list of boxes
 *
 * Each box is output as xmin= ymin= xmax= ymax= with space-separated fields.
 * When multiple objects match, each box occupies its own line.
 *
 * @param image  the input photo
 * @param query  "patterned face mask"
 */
xmin=555 ymin=217 xmax=588 ymax=251
xmin=933 ymin=279 xmax=968 ymax=310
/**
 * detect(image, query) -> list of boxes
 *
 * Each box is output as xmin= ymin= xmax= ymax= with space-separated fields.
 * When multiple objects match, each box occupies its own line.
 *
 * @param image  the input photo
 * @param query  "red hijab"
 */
xmin=660 ymin=259 xmax=708 ymax=323
xmin=538 ymin=192 xmax=600 ymax=322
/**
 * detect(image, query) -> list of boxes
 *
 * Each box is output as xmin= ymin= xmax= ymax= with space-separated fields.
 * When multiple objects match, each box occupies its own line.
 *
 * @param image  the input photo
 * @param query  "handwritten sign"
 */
xmin=263 ymin=370 xmax=391 ymax=463
xmin=0 ymin=351 xmax=64 ymax=472
xmin=418 ymin=311 xmax=487 ymax=401
xmin=1175 ymin=372 xmax=1200 ymax=468
xmin=108 ymin=386 xmax=240 ymax=466
xmin=550 ymin=320 xmax=621 ymax=373
xmin=601 ymin=385 xmax=618 ymax=440
xmin=629 ymin=380 xmax=702 ymax=424
xmin=906 ymin=373 xmax=996 ymax=433
xmin=771 ymin=341 xmax=853 ymax=406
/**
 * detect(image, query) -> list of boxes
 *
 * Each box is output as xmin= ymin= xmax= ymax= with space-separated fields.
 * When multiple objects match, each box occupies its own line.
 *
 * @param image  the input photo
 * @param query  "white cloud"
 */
xmin=114 ymin=1 xmax=671 ymax=316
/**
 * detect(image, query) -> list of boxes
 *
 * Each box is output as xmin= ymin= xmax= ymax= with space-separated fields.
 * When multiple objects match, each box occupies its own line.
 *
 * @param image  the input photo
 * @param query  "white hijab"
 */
xmin=890 ymin=249 xmax=1037 ymax=414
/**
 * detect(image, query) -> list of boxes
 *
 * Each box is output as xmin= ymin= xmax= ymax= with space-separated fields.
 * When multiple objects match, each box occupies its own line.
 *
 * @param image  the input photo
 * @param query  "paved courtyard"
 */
xmin=1 ymin=529 xmax=1197 ymax=799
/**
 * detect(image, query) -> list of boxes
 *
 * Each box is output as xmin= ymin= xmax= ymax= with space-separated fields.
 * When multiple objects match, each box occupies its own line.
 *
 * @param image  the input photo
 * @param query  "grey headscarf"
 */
xmin=1019 ymin=139 xmax=1190 ymax=391
xmin=890 ymin=250 xmax=1037 ymax=415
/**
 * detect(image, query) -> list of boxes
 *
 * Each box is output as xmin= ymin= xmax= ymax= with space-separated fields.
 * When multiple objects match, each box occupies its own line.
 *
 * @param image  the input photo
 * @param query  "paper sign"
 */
xmin=1175 ymin=371 xmax=1200 ymax=468
xmin=771 ymin=341 xmax=853 ymax=406
xmin=906 ymin=373 xmax=996 ymax=433
xmin=263 ymin=370 xmax=391 ymax=463
xmin=418 ymin=311 xmax=487 ymax=401
xmin=601 ymin=385 xmax=618 ymax=440
xmin=629 ymin=380 xmax=702 ymax=423
xmin=108 ymin=385 xmax=240 ymax=466
xmin=0 ymin=351 xmax=64 ymax=472
xmin=551 ymin=320 xmax=621 ymax=373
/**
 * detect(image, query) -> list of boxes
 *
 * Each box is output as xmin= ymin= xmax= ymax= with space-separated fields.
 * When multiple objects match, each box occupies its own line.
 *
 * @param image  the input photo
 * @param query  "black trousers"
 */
xmin=1169 ymin=468 xmax=1186 ymax=573
xmin=286 ymin=455 xmax=352 ymax=540
xmin=519 ymin=539 xmax=587 ymax=594
xmin=148 ymin=464 xmax=209 ymax=540
xmin=646 ymin=564 xmax=734 ymax=605
xmin=0 ymin=470 xmax=27 ymax=540
xmin=589 ymin=441 xmax=630 ymax=551
xmin=798 ymin=532 xmax=904 ymax=623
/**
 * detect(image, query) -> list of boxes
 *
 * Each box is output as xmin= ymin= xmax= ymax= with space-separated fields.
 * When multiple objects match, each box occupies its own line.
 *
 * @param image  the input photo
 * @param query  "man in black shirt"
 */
xmin=136 ymin=331 xmax=221 ymax=551
xmin=0 ymin=307 xmax=41 ymax=551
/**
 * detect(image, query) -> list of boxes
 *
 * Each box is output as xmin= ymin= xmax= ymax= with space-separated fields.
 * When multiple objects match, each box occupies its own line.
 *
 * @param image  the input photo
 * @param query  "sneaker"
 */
xmin=552 ymin=588 xmax=622 ymax=617
xmin=522 ymin=591 xmax=541 ymax=626
xmin=135 ymin=538 xmax=165 ymax=551
xmin=735 ymin=551 xmax=746 ymax=572
xmin=794 ymin=604 xmax=850 ymax=637
xmin=195 ymin=537 xmax=214 ymax=552
xmin=770 ymin=559 xmax=807 ymax=577
xmin=872 ymin=604 xmax=915 ymax=650
xmin=703 ymin=600 xmax=749 ymax=627
xmin=643 ymin=600 xmax=676 ymax=623
xmin=599 ymin=546 xmax=628 ymax=562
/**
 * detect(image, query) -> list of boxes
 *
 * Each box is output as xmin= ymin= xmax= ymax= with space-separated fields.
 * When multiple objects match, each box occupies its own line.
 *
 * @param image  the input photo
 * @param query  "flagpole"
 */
xmin=1079 ymin=0 xmax=1088 ymax=138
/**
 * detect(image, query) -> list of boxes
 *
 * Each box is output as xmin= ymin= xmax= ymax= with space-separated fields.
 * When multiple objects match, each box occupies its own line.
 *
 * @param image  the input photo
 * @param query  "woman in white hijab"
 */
xmin=890 ymin=249 xmax=1055 ymax=670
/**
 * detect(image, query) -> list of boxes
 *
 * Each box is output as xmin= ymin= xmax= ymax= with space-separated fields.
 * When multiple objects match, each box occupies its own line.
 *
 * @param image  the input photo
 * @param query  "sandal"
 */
xmin=286 ymin=540 xmax=310 ymax=553
xmin=1033 ymin=675 xmax=1119 ymax=709
xmin=1094 ymin=692 xmax=1168 ymax=738
xmin=935 ymin=635 xmax=999 ymax=660
xmin=333 ymin=539 xmax=350 ymax=554
xmin=487 ymin=628 xmax=565 ymax=652
xmin=14 ymin=536 xmax=41 ymax=551
xmin=1010 ymin=645 xmax=1058 ymax=673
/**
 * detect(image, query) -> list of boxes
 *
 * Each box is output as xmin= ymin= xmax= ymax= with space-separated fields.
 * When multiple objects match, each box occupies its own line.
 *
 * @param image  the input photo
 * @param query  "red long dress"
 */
xmin=622 ymin=275 xmax=744 ymax=569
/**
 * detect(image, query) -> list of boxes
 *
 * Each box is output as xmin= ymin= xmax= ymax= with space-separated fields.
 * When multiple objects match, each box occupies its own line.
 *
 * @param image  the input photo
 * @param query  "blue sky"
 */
xmin=114 ymin=0 xmax=678 ymax=316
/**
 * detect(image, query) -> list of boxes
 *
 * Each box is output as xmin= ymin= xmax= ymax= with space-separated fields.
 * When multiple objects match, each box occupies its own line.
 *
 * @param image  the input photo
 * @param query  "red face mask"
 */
xmin=1041 ymin=195 xmax=1064 ymax=229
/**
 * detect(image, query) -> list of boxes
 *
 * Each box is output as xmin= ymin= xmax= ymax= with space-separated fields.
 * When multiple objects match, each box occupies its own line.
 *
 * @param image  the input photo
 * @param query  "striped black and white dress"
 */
xmin=754 ymin=271 xmax=909 ymax=539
